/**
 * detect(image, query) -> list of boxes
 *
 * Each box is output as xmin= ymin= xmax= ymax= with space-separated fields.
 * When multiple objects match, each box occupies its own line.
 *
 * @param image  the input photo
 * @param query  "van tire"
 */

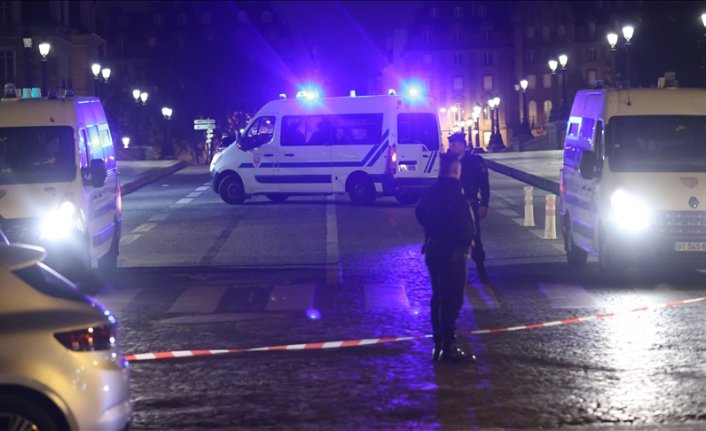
xmin=220 ymin=174 xmax=246 ymax=205
xmin=598 ymin=228 xmax=621 ymax=280
xmin=395 ymin=189 xmax=421 ymax=205
xmin=348 ymin=174 xmax=376 ymax=205
xmin=564 ymin=216 xmax=587 ymax=268
xmin=0 ymin=394 xmax=61 ymax=431
xmin=266 ymin=194 xmax=289 ymax=203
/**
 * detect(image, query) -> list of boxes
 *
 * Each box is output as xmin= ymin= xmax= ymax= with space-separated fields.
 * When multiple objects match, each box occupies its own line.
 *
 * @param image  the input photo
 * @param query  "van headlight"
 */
xmin=40 ymin=201 xmax=82 ymax=241
xmin=609 ymin=189 xmax=650 ymax=232
xmin=210 ymin=151 xmax=222 ymax=172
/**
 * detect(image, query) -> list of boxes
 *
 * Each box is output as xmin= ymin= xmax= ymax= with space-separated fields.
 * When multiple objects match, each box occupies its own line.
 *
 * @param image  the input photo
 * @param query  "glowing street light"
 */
xmin=139 ymin=91 xmax=148 ymax=105
xmin=122 ymin=136 xmax=130 ymax=149
xmin=38 ymin=42 xmax=51 ymax=97
xmin=101 ymin=67 xmax=111 ymax=83
xmin=132 ymin=89 xmax=141 ymax=103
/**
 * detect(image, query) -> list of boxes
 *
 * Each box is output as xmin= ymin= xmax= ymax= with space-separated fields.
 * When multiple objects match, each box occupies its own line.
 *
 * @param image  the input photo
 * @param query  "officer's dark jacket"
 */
xmin=460 ymin=153 xmax=490 ymax=207
xmin=415 ymin=177 xmax=474 ymax=247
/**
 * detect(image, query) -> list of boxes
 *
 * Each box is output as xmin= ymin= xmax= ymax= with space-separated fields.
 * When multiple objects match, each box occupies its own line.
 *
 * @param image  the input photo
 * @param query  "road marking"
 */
xmin=175 ymin=198 xmax=192 ymax=205
xmin=148 ymin=213 xmax=169 ymax=222
xmin=326 ymin=195 xmax=341 ymax=285
xmin=539 ymin=283 xmax=599 ymax=309
xmin=94 ymin=288 xmax=142 ymax=313
xmin=132 ymin=223 xmax=157 ymax=233
xmin=497 ymin=209 xmax=517 ymax=217
xmin=196 ymin=186 xmax=209 ymax=192
xmin=120 ymin=234 xmax=140 ymax=246
xmin=168 ymin=286 xmax=229 ymax=314
xmin=186 ymin=192 xmax=201 ymax=198
xmin=364 ymin=284 xmax=410 ymax=309
xmin=266 ymin=284 xmax=316 ymax=311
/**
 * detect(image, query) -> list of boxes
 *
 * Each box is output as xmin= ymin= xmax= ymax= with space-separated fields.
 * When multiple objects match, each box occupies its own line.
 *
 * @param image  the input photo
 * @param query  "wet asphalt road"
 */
xmin=90 ymin=166 xmax=706 ymax=430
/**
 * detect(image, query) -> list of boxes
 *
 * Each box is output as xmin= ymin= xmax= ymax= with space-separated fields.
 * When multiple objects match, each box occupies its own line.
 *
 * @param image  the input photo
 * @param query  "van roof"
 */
xmin=0 ymin=97 xmax=104 ymax=128
xmin=257 ymin=94 xmax=434 ymax=116
xmin=571 ymin=88 xmax=706 ymax=118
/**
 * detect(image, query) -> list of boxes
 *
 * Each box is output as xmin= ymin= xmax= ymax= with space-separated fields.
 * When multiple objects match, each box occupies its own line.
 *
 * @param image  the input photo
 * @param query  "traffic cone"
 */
xmin=545 ymin=194 xmax=557 ymax=239
xmin=523 ymin=186 xmax=535 ymax=227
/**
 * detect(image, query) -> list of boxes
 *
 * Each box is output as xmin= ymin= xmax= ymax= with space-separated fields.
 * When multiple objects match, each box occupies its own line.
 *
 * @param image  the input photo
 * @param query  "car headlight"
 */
xmin=609 ymin=189 xmax=650 ymax=232
xmin=40 ymin=201 xmax=82 ymax=241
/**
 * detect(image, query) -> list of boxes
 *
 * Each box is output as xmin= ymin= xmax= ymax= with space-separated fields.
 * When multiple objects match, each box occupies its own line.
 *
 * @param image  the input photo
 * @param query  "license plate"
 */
xmin=675 ymin=242 xmax=706 ymax=252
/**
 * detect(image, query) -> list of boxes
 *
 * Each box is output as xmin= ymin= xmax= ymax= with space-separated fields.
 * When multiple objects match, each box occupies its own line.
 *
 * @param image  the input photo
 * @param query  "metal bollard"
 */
xmin=523 ymin=186 xmax=535 ymax=227
xmin=545 ymin=194 xmax=557 ymax=239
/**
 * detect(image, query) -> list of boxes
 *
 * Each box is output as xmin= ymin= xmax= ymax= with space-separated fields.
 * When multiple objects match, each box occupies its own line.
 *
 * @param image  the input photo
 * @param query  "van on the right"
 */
xmin=560 ymin=88 xmax=706 ymax=274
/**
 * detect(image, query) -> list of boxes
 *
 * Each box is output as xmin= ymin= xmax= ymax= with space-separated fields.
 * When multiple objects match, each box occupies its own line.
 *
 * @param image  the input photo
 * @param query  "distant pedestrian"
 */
xmin=448 ymin=132 xmax=491 ymax=283
xmin=416 ymin=152 xmax=476 ymax=363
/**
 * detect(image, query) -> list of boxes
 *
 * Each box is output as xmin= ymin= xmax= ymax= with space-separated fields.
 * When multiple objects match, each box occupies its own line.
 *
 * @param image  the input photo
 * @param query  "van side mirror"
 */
xmin=90 ymin=158 xmax=107 ymax=187
xmin=579 ymin=150 xmax=597 ymax=180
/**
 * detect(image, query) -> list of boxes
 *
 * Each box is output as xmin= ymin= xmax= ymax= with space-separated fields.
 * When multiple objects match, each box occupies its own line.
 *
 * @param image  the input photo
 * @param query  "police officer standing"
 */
xmin=416 ymin=153 xmax=476 ymax=363
xmin=448 ymin=132 xmax=491 ymax=283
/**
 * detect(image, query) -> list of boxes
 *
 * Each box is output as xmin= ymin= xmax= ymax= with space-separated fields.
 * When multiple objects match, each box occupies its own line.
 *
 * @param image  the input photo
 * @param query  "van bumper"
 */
xmin=605 ymin=229 xmax=706 ymax=269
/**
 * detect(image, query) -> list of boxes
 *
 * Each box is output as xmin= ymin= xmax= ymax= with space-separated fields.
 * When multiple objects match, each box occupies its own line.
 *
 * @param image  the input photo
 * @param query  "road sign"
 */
xmin=194 ymin=118 xmax=215 ymax=125
xmin=194 ymin=124 xmax=216 ymax=130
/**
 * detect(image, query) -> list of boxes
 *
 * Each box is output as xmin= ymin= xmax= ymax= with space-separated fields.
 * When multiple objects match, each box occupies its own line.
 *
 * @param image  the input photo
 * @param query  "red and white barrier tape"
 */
xmin=124 ymin=295 xmax=706 ymax=363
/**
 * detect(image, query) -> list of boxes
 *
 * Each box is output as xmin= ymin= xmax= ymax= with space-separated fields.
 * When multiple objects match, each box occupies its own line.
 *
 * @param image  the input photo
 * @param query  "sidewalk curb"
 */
xmin=484 ymin=158 xmax=560 ymax=195
xmin=120 ymin=161 xmax=190 ymax=196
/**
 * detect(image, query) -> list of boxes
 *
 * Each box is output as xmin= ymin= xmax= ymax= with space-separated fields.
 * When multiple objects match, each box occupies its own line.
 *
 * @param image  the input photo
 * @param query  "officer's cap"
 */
xmin=448 ymin=132 xmax=466 ymax=143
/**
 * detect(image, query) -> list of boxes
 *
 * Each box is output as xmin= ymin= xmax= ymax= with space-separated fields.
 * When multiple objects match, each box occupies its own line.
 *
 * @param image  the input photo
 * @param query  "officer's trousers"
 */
xmin=424 ymin=243 xmax=468 ymax=346
xmin=470 ymin=202 xmax=485 ymax=266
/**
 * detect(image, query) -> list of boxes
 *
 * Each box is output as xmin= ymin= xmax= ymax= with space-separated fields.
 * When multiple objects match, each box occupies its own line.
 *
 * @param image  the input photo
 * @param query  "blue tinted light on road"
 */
xmin=306 ymin=308 xmax=321 ymax=320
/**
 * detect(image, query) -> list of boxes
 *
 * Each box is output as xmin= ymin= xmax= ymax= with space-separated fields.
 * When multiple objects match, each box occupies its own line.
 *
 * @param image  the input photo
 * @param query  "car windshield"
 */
xmin=608 ymin=116 xmax=706 ymax=172
xmin=12 ymin=262 xmax=89 ymax=303
xmin=0 ymin=126 xmax=76 ymax=184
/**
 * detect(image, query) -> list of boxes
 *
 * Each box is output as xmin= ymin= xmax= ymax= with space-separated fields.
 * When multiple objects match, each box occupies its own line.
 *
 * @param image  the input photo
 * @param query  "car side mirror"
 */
xmin=579 ymin=150 xmax=597 ymax=180
xmin=90 ymin=158 xmax=107 ymax=187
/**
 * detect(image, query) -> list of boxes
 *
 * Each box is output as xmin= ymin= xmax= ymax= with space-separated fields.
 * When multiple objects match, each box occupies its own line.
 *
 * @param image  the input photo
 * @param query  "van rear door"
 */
xmin=396 ymin=113 xmax=440 ymax=179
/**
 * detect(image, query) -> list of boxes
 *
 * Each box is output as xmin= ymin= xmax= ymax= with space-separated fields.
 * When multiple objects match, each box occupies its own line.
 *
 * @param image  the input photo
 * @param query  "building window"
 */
xmin=119 ymin=15 xmax=129 ymax=28
xmin=483 ymin=52 xmax=493 ymax=66
xmin=544 ymin=100 xmax=553 ymax=123
xmin=238 ymin=11 xmax=248 ymax=23
xmin=542 ymin=26 xmax=550 ymax=41
xmin=557 ymin=25 xmax=566 ymax=37
xmin=154 ymin=14 xmax=164 ymax=26
xmin=542 ymin=73 xmax=551 ymax=88
xmin=454 ymin=29 xmax=461 ymax=44
xmin=423 ymin=31 xmax=431 ymax=46
xmin=588 ymin=22 xmax=596 ymax=37
xmin=453 ymin=7 xmax=463 ymax=18
xmin=481 ymin=28 xmax=491 ymax=43
xmin=586 ymin=47 xmax=598 ymax=61
xmin=178 ymin=13 xmax=188 ymax=26
xmin=527 ymin=74 xmax=537 ymax=89
xmin=262 ymin=11 xmax=272 ymax=24
xmin=587 ymin=69 xmax=597 ymax=85
xmin=430 ymin=7 xmax=438 ymax=18
xmin=0 ymin=50 xmax=15 ymax=84
xmin=0 ymin=1 xmax=11 ymax=23
xmin=478 ymin=5 xmax=487 ymax=17
xmin=201 ymin=12 xmax=211 ymax=25
xmin=453 ymin=76 xmax=463 ymax=91
xmin=117 ymin=38 xmax=126 ymax=56
xmin=525 ymin=49 xmax=535 ymax=65
xmin=526 ymin=26 xmax=535 ymax=39
xmin=482 ymin=75 xmax=493 ymax=91
xmin=529 ymin=100 xmax=538 ymax=127
xmin=452 ymin=53 xmax=462 ymax=66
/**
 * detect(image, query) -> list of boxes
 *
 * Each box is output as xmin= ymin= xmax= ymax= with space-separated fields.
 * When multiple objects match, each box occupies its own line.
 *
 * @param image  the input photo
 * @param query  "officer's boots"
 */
xmin=477 ymin=263 xmax=490 ymax=283
xmin=432 ymin=343 xmax=442 ymax=361
xmin=438 ymin=341 xmax=476 ymax=363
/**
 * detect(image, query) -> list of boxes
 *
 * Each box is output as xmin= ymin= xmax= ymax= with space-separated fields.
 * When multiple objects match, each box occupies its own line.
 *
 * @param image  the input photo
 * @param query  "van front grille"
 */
xmin=652 ymin=211 xmax=706 ymax=236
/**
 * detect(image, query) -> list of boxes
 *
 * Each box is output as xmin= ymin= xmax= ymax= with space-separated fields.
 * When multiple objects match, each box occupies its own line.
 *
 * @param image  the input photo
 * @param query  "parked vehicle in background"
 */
xmin=560 ymin=87 xmax=706 ymax=274
xmin=0 ymin=242 xmax=132 ymax=431
xmin=210 ymin=93 xmax=441 ymax=205
xmin=0 ymin=84 xmax=121 ymax=282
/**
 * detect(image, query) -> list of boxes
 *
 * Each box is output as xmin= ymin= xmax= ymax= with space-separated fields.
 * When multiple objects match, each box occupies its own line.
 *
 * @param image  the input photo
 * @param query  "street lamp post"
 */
xmin=91 ymin=63 xmax=101 ymax=96
xmin=472 ymin=105 xmax=481 ymax=150
xmin=519 ymin=79 xmax=531 ymax=138
xmin=132 ymin=88 xmax=141 ymax=103
xmin=38 ymin=42 xmax=51 ymax=97
xmin=23 ymin=37 xmax=33 ymax=89
xmin=558 ymin=54 xmax=569 ymax=120
xmin=606 ymin=33 xmax=619 ymax=86
xmin=161 ymin=107 xmax=173 ymax=158
xmin=488 ymin=97 xmax=505 ymax=152
xmin=622 ymin=25 xmax=634 ymax=88
xmin=548 ymin=59 xmax=559 ymax=121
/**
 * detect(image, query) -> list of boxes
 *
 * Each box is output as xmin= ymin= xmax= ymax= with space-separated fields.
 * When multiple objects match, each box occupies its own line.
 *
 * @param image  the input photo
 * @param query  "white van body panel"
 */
xmin=0 ymin=97 xmax=121 ymax=276
xmin=561 ymin=88 xmax=706 ymax=268
xmin=211 ymin=95 xmax=441 ymax=203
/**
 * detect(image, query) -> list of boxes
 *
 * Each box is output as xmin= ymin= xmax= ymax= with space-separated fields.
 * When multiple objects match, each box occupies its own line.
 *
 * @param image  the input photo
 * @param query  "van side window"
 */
xmin=332 ymin=114 xmax=383 ymax=146
xmin=580 ymin=118 xmax=594 ymax=148
xmin=87 ymin=126 xmax=104 ymax=162
xmin=397 ymin=113 xmax=440 ymax=151
xmin=595 ymin=121 xmax=605 ymax=159
xmin=242 ymin=116 xmax=275 ymax=149
xmin=79 ymin=129 xmax=90 ymax=167
xmin=568 ymin=122 xmax=579 ymax=137
xmin=99 ymin=127 xmax=116 ymax=170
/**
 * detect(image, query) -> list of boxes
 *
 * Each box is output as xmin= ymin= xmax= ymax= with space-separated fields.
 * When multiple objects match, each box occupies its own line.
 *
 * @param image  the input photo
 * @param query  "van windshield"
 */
xmin=0 ymin=126 xmax=76 ymax=184
xmin=608 ymin=116 xmax=706 ymax=172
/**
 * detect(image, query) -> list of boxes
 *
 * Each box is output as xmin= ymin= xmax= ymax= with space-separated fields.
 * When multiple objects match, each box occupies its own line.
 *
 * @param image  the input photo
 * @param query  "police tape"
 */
xmin=124 ymin=295 xmax=706 ymax=363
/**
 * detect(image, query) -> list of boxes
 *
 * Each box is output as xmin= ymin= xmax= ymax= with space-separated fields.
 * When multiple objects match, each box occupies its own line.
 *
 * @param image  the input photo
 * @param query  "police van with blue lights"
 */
xmin=560 ymin=84 xmax=706 ymax=273
xmin=210 ymin=89 xmax=441 ymax=204
xmin=0 ymin=84 xmax=121 ymax=281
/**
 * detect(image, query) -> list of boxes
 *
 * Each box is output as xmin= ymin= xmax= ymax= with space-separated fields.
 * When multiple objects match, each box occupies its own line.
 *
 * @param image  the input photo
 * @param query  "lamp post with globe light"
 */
xmin=558 ymin=54 xmax=569 ymax=120
xmin=161 ymin=107 xmax=173 ymax=158
xmin=519 ymin=79 xmax=532 ymax=139
xmin=622 ymin=25 xmax=634 ymax=88
xmin=38 ymin=42 xmax=50 ymax=97
xmin=488 ymin=97 xmax=505 ymax=152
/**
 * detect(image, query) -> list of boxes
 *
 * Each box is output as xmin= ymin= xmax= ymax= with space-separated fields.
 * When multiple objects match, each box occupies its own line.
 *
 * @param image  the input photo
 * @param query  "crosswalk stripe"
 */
xmin=147 ymin=213 xmax=169 ymax=222
xmin=365 ymin=284 xmax=410 ymax=309
xmin=195 ymin=186 xmax=209 ymax=192
xmin=167 ymin=286 xmax=228 ymax=314
xmin=539 ymin=283 xmax=599 ymax=309
xmin=186 ymin=192 xmax=201 ymax=198
xmin=132 ymin=223 xmax=157 ymax=233
xmin=175 ymin=198 xmax=192 ymax=205
xmin=119 ymin=234 xmax=140 ymax=246
xmin=266 ymin=284 xmax=316 ymax=311
xmin=94 ymin=288 xmax=142 ymax=313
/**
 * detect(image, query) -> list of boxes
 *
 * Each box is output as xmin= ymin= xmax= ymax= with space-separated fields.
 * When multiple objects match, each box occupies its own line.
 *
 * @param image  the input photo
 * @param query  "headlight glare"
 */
xmin=41 ymin=201 xmax=80 ymax=240
xmin=609 ymin=189 xmax=650 ymax=232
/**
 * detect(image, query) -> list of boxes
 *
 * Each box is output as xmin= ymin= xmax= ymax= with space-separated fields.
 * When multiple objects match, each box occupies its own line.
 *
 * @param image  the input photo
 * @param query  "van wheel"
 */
xmin=98 ymin=226 xmax=120 ymax=271
xmin=0 ymin=394 xmax=61 ymax=431
xmin=266 ymin=194 xmax=289 ymax=203
xmin=395 ymin=189 xmax=421 ymax=205
xmin=348 ymin=174 xmax=376 ymax=205
xmin=219 ymin=174 xmax=246 ymax=205
xmin=599 ymin=229 xmax=620 ymax=280
xmin=564 ymin=216 xmax=587 ymax=268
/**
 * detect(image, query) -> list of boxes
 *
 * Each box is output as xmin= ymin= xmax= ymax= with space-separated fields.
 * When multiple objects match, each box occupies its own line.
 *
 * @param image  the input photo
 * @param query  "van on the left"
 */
xmin=0 ymin=84 xmax=121 ymax=282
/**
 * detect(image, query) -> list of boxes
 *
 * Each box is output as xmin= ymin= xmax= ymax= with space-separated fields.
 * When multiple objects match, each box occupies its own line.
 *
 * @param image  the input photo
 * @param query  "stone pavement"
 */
xmin=483 ymin=150 xmax=563 ymax=194
xmin=117 ymin=160 xmax=190 ymax=196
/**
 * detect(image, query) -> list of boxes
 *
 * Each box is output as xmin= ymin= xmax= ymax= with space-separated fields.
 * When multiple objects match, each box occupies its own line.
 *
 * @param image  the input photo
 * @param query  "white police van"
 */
xmin=560 ymin=87 xmax=706 ymax=273
xmin=0 ymin=84 xmax=121 ymax=281
xmin=210 ymin=93 xmax=441 ymax=204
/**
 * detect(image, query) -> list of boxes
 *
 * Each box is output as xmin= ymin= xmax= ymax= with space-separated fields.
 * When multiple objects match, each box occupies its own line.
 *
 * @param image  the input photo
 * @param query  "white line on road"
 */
xmin=120 ymin=234 xmax=140 ymax=246
xmin=266 ymin=284 xmax=316 ymax=311
xmin=168 ymin=286 xmax=228 ymax=314
xmin=94 ymin=288 xmax=142 ymax=313
xmin=196 ymin=186 xmax=209 ymax=192
xmin=132 ymin=223 xmax=157 ymax=233
xmin=175 ymin=198 xmax=193 ymax=205
xmin=186 ymin=192 xmax=201 ymax=198
xmin=326 ymin=195 xmax=341 ymax=285
xmin=148 ymin=213 xmax=169 ymax=222
xmin=539 ymin=283 xmax=599 ymax=309
xmin=365 ymin=284 xmax=410 ymax=309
